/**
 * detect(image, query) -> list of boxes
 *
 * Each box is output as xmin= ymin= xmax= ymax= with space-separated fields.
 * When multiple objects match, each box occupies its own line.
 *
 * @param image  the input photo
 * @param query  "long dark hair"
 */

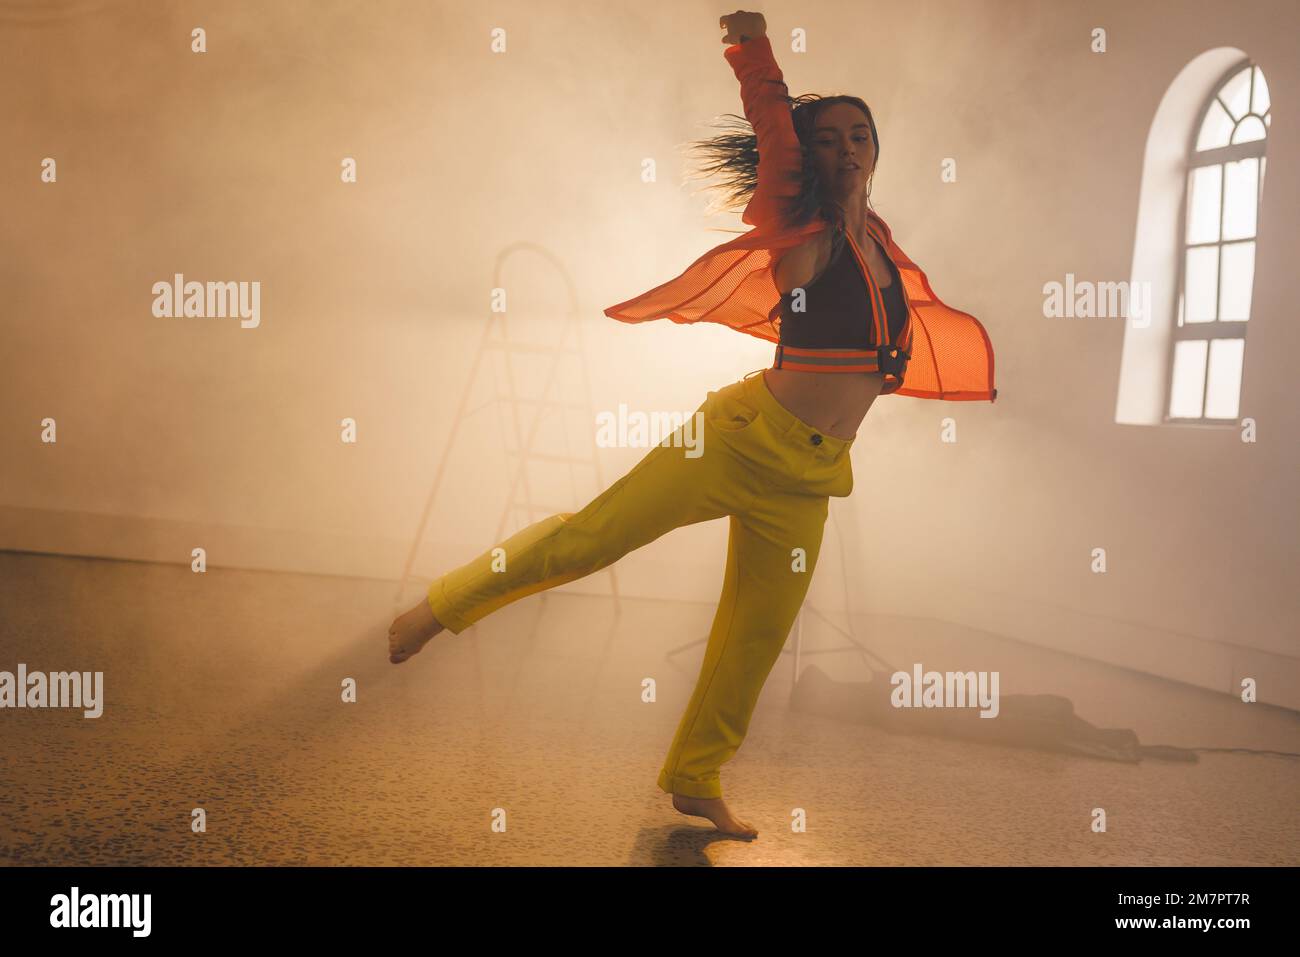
xmin=685 ymin=93 xmax=880 ymax=257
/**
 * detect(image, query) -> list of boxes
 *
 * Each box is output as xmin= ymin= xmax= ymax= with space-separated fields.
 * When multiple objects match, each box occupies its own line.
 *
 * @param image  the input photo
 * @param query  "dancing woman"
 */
xmin=387 ymin=10 xmax=996 ymax=838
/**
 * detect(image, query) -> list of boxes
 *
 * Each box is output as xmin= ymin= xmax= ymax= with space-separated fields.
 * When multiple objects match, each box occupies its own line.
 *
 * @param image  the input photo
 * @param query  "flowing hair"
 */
xmin=683 ymin=93 xmax=880 ymax=260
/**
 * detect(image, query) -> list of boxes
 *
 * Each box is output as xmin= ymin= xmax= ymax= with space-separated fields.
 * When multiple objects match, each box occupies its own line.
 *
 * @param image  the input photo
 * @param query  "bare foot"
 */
xmin=671 ymin=794 xmax=758 ymax=839
xmin=387 ymin=597 xmax=446 ymax=663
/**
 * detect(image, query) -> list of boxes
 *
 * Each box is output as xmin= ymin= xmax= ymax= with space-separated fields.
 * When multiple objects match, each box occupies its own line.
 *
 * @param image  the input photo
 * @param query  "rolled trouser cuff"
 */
xmin=427 ymin=579 xmax=471 ymax=634
xmin=658 ymin=767 xmax=722 ymax=799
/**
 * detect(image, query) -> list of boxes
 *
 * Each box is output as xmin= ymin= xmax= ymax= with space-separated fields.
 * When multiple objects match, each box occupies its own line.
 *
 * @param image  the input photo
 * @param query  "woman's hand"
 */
xmin=719 ymin=10 xmax=766 ymax=44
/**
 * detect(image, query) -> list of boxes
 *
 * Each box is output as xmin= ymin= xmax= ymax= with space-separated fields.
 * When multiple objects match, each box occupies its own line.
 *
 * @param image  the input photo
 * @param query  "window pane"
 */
xmin=1251 ymin=66 xmax=1270 ymax=115
xmin=1220 ymin=66 xmax=1251 ymax=120
xmin=1219 ymin=242 xmax=1255 ymax=321
xmin=1222 ymin=157 xmax=1259 ymax=240
xmin=1184 ymin=246 xmax=1218 ymax=322
xmin=1232 ymin=115 xmax=1267 ymax=144
xmin=1169 ymin=340 xmax=1208 ymax=418
xmin=1205 ymin=338 xmax=1244 ymax=419
xmin=1186 ymin=165 xmax=1222 ymax=243
xmin=1197 ymin=98 xmax=1234 ymax=150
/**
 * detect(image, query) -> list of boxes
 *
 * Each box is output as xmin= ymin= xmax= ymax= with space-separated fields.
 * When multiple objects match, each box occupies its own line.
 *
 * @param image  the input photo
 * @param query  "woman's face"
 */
xmin=809 ymin=101 xmax=876 ymax=199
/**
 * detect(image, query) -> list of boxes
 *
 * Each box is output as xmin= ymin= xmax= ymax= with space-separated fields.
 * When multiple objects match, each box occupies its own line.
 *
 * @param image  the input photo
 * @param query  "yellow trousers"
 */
xmin=426 ymin=368 xmax=855 ymax=799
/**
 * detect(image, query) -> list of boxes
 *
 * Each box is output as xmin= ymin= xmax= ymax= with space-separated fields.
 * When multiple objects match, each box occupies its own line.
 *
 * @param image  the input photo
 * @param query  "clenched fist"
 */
xmin=719 ymin=10 xmax=766 ymax=44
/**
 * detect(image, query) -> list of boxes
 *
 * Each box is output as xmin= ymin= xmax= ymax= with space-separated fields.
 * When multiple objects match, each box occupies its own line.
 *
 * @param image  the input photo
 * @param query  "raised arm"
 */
xmin=720 ymin=12 xmax=804 ymax=227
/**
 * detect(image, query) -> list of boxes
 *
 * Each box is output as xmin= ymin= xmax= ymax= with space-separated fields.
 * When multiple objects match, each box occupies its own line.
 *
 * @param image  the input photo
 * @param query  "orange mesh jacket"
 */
xmin=603 ymin=35 xmax=997 ymax=402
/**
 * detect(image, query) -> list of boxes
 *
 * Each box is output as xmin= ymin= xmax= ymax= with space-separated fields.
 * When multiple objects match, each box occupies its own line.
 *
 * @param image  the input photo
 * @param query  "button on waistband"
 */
xmin=810 ymin=434 xmax=823 ymax=445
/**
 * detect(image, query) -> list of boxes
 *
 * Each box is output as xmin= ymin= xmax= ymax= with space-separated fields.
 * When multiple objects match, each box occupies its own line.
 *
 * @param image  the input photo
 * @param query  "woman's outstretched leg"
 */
xmin=388 ymin=408 xmax=747 ymax=662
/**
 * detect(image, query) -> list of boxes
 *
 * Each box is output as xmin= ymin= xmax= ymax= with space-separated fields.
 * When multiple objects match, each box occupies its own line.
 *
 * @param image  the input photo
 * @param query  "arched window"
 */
xmin=1115 ymin=50 xmax=1271 ymax=427
xmin=1168 ymin=61 xmax=1269 ymax=422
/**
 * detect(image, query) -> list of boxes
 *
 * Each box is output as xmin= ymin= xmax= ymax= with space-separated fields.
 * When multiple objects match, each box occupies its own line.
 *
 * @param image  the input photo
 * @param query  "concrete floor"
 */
xmin=1 ymin=550 xmax=1296 ymax=866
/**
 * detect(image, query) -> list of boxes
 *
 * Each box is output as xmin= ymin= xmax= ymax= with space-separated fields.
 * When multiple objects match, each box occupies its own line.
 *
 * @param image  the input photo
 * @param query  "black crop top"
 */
xmin=775 ymin=237 xmax=908 ymax=350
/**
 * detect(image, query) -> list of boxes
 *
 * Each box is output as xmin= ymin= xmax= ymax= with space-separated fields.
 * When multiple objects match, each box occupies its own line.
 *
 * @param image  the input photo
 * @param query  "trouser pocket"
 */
xmin=704 ymin=387 xmax=762 ymax=434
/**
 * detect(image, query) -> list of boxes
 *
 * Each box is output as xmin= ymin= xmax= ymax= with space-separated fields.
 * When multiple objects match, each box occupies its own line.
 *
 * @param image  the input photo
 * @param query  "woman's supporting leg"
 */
xmin=426 ymin=425 xmax=746 ymax=635
xmin=657 ymin=491 xmax=831 ymax=799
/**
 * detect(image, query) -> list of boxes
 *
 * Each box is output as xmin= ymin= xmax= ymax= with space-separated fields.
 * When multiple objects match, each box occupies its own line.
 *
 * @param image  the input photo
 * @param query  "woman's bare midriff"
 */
xmin=762 ymin=367 xmax=886 ymax=440
xmin=765 ymin=226 xmax=895 ymax=440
